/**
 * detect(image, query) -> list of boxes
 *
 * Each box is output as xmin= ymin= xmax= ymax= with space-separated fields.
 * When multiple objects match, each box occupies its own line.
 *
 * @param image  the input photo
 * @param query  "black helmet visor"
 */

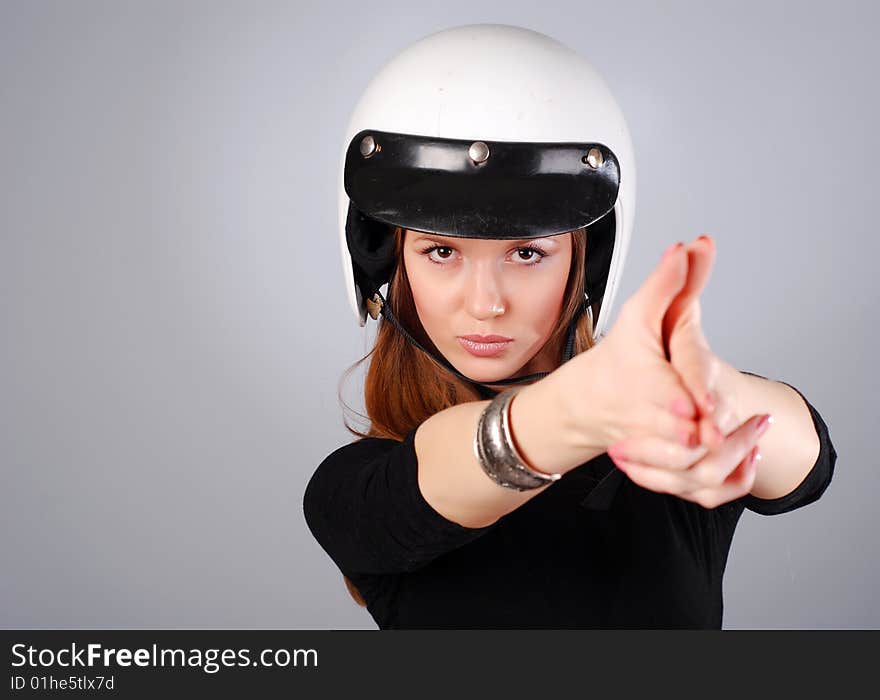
xmin=344 ymin=129 xmax=620 ymax=239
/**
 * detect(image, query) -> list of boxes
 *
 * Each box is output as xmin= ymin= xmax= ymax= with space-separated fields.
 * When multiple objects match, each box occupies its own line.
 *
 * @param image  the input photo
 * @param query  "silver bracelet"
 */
xmin=473 ymin=386 xmax=563 ymax=491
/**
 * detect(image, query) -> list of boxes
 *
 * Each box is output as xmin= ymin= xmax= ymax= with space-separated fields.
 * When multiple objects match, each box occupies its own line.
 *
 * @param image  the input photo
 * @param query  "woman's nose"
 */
xmin=464 ymin=264 xmax=507 ymax=320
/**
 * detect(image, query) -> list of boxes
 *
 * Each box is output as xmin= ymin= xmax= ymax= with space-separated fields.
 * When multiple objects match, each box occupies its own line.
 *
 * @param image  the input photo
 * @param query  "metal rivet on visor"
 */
xmin=583 ymin=147 xmax=604 ymax=169
xmin=468 ymin=141 xmax=490 ymax=164
xmin=360 ymin=135 xmax=377 ymax=158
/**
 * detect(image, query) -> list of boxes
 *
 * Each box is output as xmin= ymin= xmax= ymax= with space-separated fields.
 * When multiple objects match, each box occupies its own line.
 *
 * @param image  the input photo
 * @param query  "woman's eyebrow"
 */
xmin=412 ymin=234 xmax=558 ymax=246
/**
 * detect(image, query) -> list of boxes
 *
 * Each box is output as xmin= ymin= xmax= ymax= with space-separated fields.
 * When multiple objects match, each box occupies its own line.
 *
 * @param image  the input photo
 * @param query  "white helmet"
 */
xmin=337 ymin=24 xmax=636 ymax=390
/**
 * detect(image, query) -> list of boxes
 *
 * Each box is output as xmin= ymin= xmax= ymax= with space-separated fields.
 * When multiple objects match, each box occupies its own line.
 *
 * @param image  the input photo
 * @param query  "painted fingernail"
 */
xmin=608 ymin=445 xmax=627 ymax=462
xmin=747 ymin=446 xmax=761 ymax=467
xmin=662 ymin=241 xmax=684 ymax=260
xmin=671 ymin=397 xmax=692 ymax=417
xmin=756 ymin=414 xmax=773 ymax=436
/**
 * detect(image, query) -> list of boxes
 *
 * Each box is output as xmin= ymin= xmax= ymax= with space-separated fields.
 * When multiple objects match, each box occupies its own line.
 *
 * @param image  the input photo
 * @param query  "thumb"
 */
xmin=669 ymin=317 xmax=718 ymax=419
xmin=633 ymin=242 xmax=688 ymax=336
xmin=662 ymin=237 xmax=715 ymax=352
xmin=667 ymin=236 xmax=716 ymax=318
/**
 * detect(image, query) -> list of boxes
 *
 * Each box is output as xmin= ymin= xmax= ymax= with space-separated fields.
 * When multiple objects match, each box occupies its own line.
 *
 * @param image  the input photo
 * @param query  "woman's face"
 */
xmin=402 ymin=229 xmax=572 ymax=385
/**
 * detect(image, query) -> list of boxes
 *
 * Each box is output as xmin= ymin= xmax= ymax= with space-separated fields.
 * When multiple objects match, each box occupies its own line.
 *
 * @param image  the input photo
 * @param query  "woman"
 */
xmin=303 ymin=24 xmax=836 ymax=628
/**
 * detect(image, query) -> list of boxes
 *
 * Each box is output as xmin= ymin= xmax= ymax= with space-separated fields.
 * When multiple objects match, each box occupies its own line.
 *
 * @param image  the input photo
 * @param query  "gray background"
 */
xmin=2 ymin=0 xmax=876 ymax=629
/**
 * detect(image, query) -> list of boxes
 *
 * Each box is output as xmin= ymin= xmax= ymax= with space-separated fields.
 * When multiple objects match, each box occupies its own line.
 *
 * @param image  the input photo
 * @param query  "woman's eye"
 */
xmin=419 ymin=246 xmax=457 ymax=264
xmin=512 ymin=246 xmax=548 ymax=264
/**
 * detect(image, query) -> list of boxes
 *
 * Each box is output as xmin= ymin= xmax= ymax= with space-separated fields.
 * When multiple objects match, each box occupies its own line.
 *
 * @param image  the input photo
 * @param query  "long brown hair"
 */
xmin=335 ymin=226 xmax=598 ymax=606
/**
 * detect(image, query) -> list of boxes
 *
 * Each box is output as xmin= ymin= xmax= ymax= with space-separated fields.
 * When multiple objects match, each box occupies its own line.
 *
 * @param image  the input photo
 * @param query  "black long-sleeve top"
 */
xmin=302 ymin=373 xmax=836 ymax=629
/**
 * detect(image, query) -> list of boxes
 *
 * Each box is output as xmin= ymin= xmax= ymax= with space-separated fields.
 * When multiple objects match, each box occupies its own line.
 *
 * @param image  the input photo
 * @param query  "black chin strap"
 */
xmin=372 ymin=289 xmax=587 ymax=399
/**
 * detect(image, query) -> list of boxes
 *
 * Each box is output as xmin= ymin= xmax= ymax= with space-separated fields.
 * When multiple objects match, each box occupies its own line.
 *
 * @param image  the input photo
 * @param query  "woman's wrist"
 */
xmin=509 ymin=372 xmax=608 ymax=475
xmin=711 ymin=359 xmax=746 ymax=435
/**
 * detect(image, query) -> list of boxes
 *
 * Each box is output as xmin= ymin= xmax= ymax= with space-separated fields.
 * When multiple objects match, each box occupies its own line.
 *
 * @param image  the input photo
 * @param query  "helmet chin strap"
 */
xmin=372 ymin=288 xmax=590 ymax=399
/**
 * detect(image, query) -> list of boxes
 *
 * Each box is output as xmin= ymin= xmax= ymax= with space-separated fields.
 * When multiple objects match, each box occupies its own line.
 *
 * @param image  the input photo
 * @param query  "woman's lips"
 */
xmin=457 ymin=337 xmax=513 ymax=358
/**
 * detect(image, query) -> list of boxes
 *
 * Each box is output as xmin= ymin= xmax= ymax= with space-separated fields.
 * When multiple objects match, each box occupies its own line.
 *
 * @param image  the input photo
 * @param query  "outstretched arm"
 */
xmin=662 ymin=235 xmax=822 ymax=501
xmin=714 ymin=362 xmax=820 ymax=500
xmin=606 ymin=235 xmax=827 ymax=509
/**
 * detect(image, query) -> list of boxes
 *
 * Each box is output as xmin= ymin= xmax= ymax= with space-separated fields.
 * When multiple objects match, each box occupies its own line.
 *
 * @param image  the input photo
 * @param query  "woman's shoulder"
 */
xmin=305 ymin=427 xmax=419 ymax=507
xmin=318 ymin=428 xmax=418 ymax=468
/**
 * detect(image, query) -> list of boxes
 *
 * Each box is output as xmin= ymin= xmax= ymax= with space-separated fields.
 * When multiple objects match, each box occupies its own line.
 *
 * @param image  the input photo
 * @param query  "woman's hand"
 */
xmin=608 ymin=414 xmax=770 ymax=509
xmin=605 ymin=235 xmax=772 ymax=509
xmin=661 ymin=235 xmax=738 ymax=449
xmin=548 ymin=240 xmax=706 ymax=457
